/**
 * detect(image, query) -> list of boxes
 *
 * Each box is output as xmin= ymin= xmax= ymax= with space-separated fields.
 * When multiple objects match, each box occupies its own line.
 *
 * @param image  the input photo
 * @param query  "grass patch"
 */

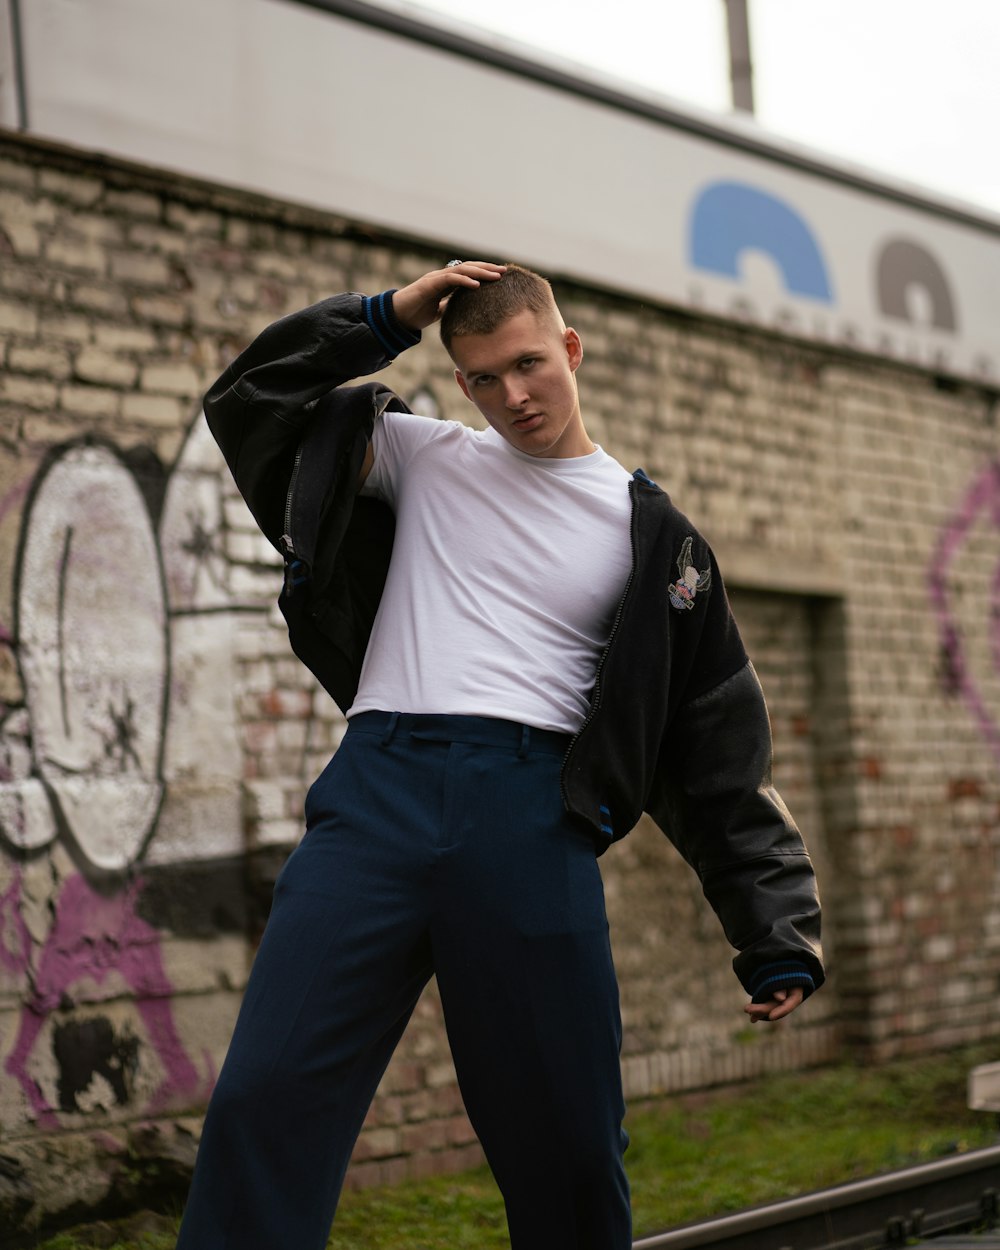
xmin=34 ymin=1046 xmax=998 ymax=1249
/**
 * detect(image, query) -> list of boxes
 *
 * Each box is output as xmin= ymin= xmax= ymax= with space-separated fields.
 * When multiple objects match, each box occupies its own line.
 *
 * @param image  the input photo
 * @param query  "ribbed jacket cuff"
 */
xmin=749 ymin=961 xmax=816 ymax=1003
xmin=362 ymin=290 xmax=421 ymax=358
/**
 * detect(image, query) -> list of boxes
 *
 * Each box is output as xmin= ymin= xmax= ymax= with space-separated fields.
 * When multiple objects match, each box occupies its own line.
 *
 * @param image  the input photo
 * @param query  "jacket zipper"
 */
xmin=559 ymin=477 xmax=641 ymax=807
xmin=280 ymin=443 xmax=305 ymax=594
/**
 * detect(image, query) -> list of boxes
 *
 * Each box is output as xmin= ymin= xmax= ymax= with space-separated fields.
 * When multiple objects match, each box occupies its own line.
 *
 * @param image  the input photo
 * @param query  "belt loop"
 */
xmin=381 ymin=711 xmax=400 ymax=747
xmin=517 ymin=724 xmax=530 ymax=759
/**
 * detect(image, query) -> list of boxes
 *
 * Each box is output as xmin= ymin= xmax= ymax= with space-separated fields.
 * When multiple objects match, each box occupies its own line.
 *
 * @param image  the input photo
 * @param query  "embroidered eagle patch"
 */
xmin=668 ymin=536 xmax=711 ymax=610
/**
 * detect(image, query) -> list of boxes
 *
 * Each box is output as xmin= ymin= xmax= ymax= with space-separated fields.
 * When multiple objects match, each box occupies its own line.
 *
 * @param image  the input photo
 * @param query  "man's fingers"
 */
xmin=744 ymin=986 xmax=804 ymax=1023
xmin=443 ymin=260 xmax=507 ymax=277
xmin=432 ymin=261 xmax=506 ymax=293
xmin=394 ymin=262 xmax=506 ymax=330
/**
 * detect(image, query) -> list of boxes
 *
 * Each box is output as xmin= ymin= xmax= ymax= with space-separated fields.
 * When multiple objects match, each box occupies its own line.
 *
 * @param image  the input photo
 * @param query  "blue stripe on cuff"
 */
xmin=749 ymin=960 xmax=815 ymax=1001
xmin=377 ymin=291 xmax=408 ymax=354
xmin=753 ymin=972 xmax=815 ymax=993
xmin=362 ymin=291 xmax=420 ymax=358
xmin=362 ymin=295 xmax=400 ymax=356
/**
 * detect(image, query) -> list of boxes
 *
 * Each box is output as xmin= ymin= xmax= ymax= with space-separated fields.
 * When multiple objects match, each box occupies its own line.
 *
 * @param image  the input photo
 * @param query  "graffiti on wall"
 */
xmin=930 ymin=460 xmax=1000 ymax=762
xmin=0 ymin=375 xmax=442 ymax=1132
xmin=3 ymin=873 xmax=207 ymax=1126
xmin=13 ymin=442 xmax=167 ymax=867
xmin=0 ymin=414 xmax=271 ymax=1130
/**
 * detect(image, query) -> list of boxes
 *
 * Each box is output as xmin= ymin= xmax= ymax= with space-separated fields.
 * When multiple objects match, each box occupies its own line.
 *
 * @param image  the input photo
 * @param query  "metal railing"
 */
xmin=633 ymin=1144 xmax=1000 ymax=1250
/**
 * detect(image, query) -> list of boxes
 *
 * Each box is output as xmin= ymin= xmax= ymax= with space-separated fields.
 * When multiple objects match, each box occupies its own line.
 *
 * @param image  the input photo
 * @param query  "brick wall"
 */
xmin=823 ymin=372 xmax=1000 ymax=1055
xmin=0 ymin=129 xmax=997 ymax=1233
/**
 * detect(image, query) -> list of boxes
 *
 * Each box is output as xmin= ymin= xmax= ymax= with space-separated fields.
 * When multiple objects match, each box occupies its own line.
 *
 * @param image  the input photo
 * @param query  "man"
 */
xmin=176 ymin=260 xmax=823 ymax=1250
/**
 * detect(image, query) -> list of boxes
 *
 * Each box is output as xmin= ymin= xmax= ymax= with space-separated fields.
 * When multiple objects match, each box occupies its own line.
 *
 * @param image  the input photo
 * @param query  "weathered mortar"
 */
xmin=0 ymin=128 xmax=996 ymax=1234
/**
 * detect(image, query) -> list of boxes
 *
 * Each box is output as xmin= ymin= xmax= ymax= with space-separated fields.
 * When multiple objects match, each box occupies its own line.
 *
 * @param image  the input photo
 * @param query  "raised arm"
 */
xmin=357 ymin=261 xmax=506 ymax=488
xmin=202 ymin=262 xmax=505 ymax=525
xmin=203 ymin=291 xmax=408 ymax=539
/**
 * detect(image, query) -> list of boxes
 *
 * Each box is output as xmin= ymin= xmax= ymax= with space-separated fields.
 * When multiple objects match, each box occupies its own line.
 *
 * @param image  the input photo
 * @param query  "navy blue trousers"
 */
xmin=176 ymin=712 xmax=630 ymax=1250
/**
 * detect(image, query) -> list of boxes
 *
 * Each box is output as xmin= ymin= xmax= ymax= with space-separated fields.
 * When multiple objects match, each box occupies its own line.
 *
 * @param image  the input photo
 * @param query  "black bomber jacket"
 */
xmin=203 ymin=291 xmax=825 ymax=1004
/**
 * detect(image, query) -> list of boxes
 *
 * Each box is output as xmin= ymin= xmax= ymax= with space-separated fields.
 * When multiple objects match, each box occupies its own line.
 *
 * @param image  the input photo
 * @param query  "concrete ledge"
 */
xmin=710 ymin=539 xmax=846 ymax=598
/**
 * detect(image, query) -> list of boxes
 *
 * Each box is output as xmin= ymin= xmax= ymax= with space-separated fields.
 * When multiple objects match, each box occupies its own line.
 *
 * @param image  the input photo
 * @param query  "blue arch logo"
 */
xmin=689 ymin=181 xmax=834 ymax=303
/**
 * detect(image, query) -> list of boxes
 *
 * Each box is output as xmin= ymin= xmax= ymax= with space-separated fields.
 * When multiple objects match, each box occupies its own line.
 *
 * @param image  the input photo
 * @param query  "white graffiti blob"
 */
xmin=160 ymin=417 xmax=231 ymax=614
xmin=15 ymin=443 xmax=167 ymax=871
xmin=148 ymin=415 xmax=249 ymax=865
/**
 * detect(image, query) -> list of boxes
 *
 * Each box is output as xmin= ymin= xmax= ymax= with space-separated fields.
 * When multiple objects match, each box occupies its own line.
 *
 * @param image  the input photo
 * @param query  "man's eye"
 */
xmin=520 ymin=358 xmax=536 ymax=370
xmin=474 ymin=375 xmax=494 ymax=387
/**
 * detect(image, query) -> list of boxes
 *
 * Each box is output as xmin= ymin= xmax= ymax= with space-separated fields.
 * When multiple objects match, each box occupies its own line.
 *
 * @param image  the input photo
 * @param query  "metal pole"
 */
xmin=9 ymin=0 xmax=28 ymax=130
xmin=723 ymin=0 xmax=755 ymax=115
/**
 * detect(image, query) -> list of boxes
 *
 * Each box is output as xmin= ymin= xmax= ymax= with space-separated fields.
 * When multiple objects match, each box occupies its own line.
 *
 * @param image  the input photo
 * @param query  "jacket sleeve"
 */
xmin=646 ymin=660 xmax=825 ymax=1002
xmin=202 ymin=291 xmax=419 ymax=544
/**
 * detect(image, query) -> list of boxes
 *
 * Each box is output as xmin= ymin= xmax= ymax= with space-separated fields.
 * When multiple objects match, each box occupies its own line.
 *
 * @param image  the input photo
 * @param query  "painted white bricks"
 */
xmin=0 ymin=297 xmax=37 ymax=334
xmin=110 ymin=250 xmax=173 ymax=287
xmin=104 ymin=188 xmax=162 ymax=220
xmin=75 ymin=347 xmax=139 ymax=388
xmin=141 ymin=361 xmax=203 ymax=395
xmin=121 ymin=392 xmax=187 ymax=425
xmin=7 ymin=344 xmax=72 ymax=378
xmin=94 ymin=324 xmax=159 ymax=352
xmin=38 ymin=168 xmax=103 ymax=206
xmin=45 ymin=235 xmax=107 ymax=274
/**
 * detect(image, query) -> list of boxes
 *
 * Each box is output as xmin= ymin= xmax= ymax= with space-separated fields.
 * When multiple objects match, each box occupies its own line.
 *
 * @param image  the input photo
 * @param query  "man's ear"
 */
xmin=454 ymin=367 xmax=473 ymax=403
xmin=565 ymin=327 xmax=584 ymax=373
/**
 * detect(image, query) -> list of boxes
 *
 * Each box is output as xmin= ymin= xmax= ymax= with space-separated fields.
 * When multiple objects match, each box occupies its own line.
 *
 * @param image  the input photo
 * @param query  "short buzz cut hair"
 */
xmin=440 ymin=263 xmax=560 ymax=356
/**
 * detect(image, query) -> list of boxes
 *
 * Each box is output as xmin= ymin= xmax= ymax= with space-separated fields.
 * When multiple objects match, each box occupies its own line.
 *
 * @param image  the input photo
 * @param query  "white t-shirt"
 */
xmin=349 ymin=411 xmax=632 ymax=733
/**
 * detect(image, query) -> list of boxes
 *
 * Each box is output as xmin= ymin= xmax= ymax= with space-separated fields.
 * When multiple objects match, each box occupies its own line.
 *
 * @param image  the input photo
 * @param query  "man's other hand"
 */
xmin=744 ymin=986 xmax=804 ymax=1024
xmin=393 ymin=261 xmax=506 ymax=331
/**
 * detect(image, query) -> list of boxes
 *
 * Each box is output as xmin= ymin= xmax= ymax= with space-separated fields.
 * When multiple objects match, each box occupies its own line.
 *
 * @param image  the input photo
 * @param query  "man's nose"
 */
xmin=503 ymin=377 xmax=529 ymax=409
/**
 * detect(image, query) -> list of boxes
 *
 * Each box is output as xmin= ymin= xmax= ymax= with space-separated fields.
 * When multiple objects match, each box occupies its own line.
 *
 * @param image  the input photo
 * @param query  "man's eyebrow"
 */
xmin=466 ymin=346 xmax=545 ymax=379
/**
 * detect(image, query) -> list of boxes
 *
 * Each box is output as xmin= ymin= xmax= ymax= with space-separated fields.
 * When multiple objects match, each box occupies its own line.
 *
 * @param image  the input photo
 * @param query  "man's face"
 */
xmin=451 ymin=309 xmax=591 ymax=459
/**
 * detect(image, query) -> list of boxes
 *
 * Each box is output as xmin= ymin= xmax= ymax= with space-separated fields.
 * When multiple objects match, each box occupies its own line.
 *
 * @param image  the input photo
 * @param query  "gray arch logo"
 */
xmin=876 ymin=238 xmax=959 ymax=331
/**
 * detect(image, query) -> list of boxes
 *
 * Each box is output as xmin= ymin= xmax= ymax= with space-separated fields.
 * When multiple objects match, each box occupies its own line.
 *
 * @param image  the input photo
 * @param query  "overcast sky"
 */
xmin=379 ymin=0 xmax=1000 ymax=219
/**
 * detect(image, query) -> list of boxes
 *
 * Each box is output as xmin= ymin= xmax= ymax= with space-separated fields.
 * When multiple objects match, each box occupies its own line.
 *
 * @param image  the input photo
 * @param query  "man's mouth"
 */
xmin=512 ymin=413 xmax=542 ymax=430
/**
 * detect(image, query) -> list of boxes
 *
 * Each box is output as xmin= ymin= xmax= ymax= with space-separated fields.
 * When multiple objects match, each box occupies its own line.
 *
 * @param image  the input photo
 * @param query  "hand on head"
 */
xmin=393 ymin=261 xmax=506 ymax=332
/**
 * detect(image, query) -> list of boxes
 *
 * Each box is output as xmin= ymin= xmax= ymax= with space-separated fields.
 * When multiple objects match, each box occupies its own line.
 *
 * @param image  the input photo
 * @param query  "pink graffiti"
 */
xmin=3 ymin=873 xmax=211 ymax=1127
xmin=930 ymin=461 xmax=1000 ymax=761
